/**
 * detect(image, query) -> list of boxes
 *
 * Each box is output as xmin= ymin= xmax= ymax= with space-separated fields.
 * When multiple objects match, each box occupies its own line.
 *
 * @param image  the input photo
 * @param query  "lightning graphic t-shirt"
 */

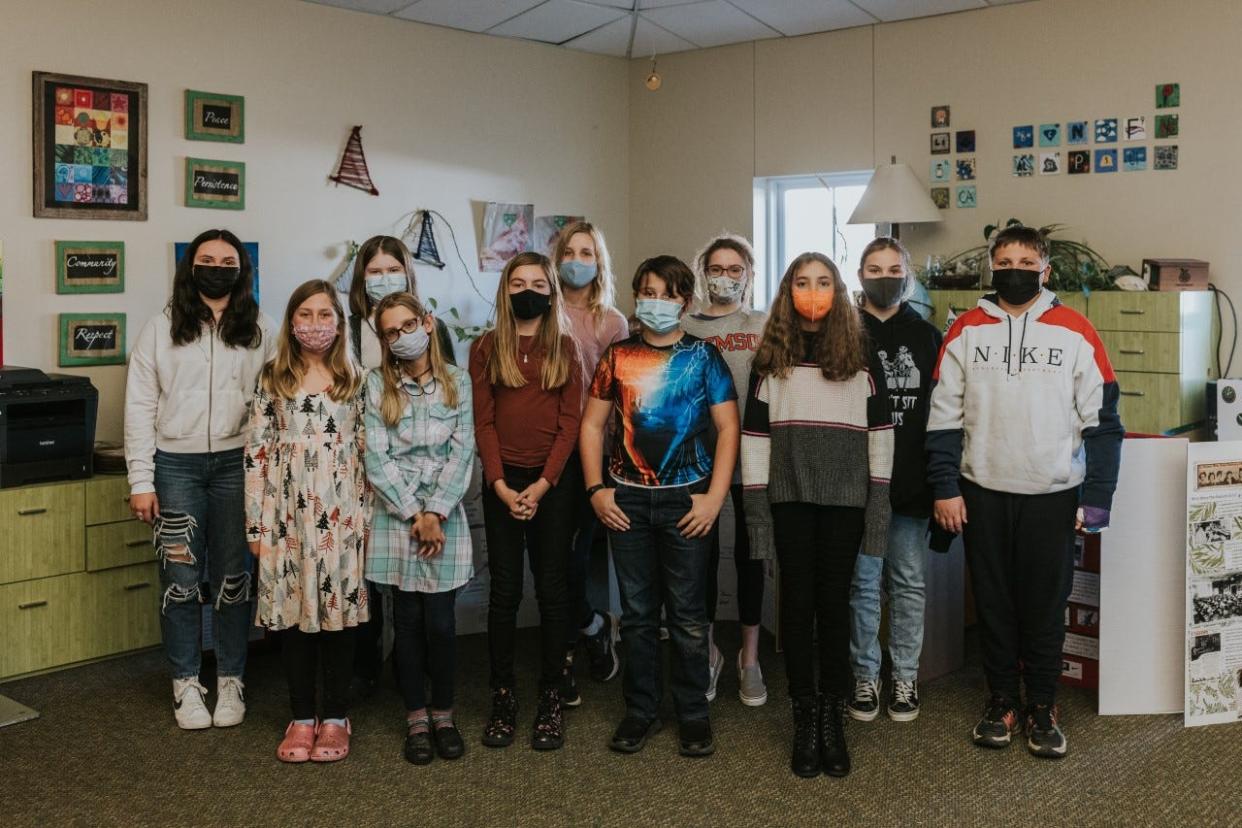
xmin=590 ymin=333 xmax=737 ymax=488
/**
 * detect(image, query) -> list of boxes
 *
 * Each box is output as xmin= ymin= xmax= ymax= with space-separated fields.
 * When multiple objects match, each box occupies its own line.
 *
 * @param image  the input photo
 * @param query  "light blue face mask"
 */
xmin=365 ymin=273 xmax=408 ymax=305
xmin=635 ymin=298 xmax=683 ymax=335
xmin=559 ymin=260 xmax=598 ymax=289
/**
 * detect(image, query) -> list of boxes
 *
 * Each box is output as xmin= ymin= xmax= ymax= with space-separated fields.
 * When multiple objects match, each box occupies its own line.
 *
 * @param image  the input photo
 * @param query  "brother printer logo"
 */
xmin=39 ymin=440 xmax=55 ymax=447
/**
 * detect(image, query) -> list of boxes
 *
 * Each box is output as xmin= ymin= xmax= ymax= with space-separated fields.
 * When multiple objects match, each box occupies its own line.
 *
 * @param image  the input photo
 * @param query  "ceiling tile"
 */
xmin=642 ymin=0 xmax=780 ymax=48
xmin=304 ymin=0 xmax=416 ymax=13
xmin=580 ymin=0 xmax=635 ymax=7
xmin=849 ymin=0 xmax=986 ymax=21
xmin=563 ymin=15 xmax=635 ymax=56
xmin=630 ymin=15 xmax=698 ymax=54
xmin=727 ymin=0 xmax=876 ymax=35
xmin=490 ymin=0 xmax=626 ymax=42
xmin=393 ymin=0 xmax=545 ymax=32
xmin=640 ymin=0 xmax=701 ymax=7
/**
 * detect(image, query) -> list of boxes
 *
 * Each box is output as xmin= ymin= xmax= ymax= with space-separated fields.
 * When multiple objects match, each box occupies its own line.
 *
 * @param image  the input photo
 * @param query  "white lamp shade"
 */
xmin=848 ymin=162 xmax=943 ymax=225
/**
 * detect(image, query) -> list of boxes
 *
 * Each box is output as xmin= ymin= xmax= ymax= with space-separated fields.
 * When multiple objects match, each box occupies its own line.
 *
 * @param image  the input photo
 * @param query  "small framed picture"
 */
xmin=1156 ymin=82 xmax=1180 ymax=108
xmin=930 ymin=187 xmax=950 ymax=209
xmin=931 ymin=105 xmax=950 ymax=128
xmin=59 ymin=312 xmax=126 ymax=366
xmin=1013 ymin=154 xmax=1035 ymax=177
xmin=1125 ymin=116 xmax=1147 ymax=141
xmin=1066 ymin=121 xmax=1089 ymax=145
xmin=931 ymin=159 xmax=952 ymax=182
xmin=1039 ymin=151 xmax=1061 ymax=175
xmin=955 ymin=184 xmax=976 ymax=208
xmin=1154 ymin=145 xmax=1179 ymax=171
xmin=185 ymin=157 xmax=245 ymax=209
xmin=930 ymin=132 xmax=950 ymax=154
xmin=55 ymin=240 xmax=125 ymax=294
xmin=1067 ymin=150 xmax=1091 ymax=175
xmin=956 ymin=157 xmax=976 ymax=181
xmin=955 ymin=130 xmax=976 ymax=153
xmin=1094 ymin=118 xmax=1118 ymax=143
xmin=1154 ymin=114 xmax=1179 ymax=139
xmin=1039 ymin=123 xmax=1061 ymax=147
xmin=185 ymin=90 xmax=244 ymax=143
xmin=1013 ymin=125 xmax=1033 ymax=149
xmin=1094 ymin=148 xmax=1118 ymax=173
xmin=1123 ymin=147 xmax=1147 ymax=172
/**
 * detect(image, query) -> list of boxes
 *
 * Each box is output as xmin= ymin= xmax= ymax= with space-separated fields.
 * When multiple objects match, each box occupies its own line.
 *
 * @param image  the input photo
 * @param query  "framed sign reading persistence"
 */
xmin=185 ymin=157 xmax=245 ymax=209
xmin=33 ymin=71 xmax=148 ymax=220
xmin=59 ymin=312 xmax=126 ymax=366
xmin=185 ymin=90 xmax=244 ymax=143
xmin=55 ymin=240 xmax=125 ymax=294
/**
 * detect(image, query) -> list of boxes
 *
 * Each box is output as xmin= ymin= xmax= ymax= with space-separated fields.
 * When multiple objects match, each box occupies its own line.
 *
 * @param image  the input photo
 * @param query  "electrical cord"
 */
xmin=1210 ymin=284 xmax=1236 ymax=377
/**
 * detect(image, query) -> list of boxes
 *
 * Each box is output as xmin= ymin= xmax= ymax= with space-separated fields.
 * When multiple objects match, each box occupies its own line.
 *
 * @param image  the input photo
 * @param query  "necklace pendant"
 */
xmin=523 ymin=352 xmax=528 ymax=364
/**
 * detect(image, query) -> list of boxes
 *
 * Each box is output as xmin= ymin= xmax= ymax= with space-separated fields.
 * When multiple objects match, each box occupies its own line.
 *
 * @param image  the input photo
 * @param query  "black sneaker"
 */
xmin=888 ymin=679 xmax=920 ymax=722
xmin=1025 ymin=703 xmax=1068 ymax=758
xmin=531 ymin=687 xmax=565 ymax=751
xmin=971 ymin=694 xmax=1020 ymax=749
xmin=481 ymin=688 xmax=518 ymax=748
xmin=609 ymin=715 xmax=661 ymax=753
xmin=584 ymin=612 xmax=621 ymax=682
xmin=678 ymin=718 xmax=714 ymax=757
xmin=847 ymin=678 xmax=881 ymax=722
xmin=559 ymin=648 xmax=582 ymax=707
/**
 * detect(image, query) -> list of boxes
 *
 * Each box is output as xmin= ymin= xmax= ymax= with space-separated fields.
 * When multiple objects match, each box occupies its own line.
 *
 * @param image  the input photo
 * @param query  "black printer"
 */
xmin=0 ymin=366 xmax=98 ymax=488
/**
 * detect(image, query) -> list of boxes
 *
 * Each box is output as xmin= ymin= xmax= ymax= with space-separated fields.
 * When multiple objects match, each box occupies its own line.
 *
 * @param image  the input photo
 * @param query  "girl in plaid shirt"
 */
xmin=364 ymin=292 xmax=476 ymax=766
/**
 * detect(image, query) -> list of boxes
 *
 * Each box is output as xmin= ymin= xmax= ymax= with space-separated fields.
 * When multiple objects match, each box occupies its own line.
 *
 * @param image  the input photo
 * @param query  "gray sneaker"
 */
xmin=705 ymin=645 xmax=724 ymax=702
xmin=737 ymin=652 xmax=767 ymax=707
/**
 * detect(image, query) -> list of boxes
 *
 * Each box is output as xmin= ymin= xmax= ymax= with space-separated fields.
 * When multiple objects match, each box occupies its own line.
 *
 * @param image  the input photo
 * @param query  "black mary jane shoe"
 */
xmin=432 ymin=718 xmax=465 ymax=760
xmin=404 ymin=719 xmax=435 ymax=766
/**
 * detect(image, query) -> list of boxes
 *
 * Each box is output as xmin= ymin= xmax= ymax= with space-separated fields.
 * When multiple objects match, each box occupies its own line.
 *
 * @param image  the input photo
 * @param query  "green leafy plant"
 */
xmin=934 ymin=218 xmax=1138 ymax=292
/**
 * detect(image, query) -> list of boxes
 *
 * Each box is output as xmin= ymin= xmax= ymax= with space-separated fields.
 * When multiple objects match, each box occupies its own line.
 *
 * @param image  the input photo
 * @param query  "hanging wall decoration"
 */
xmin=1013 ymin=154 xmax=1035 ymax=177
xmin=1039 ymin=123 xmax=1061 ymax=147
xmin=55 ymin=240 xmax=124 ymax=294
xmin=1123 ymin=147 xmax=1147 ymax=172
xmin=1095 ymin=118 xmax=1118 ymax=143
xmin=1013 ymin=125 xmax=1034 ymax=148
xmin=1155 ymin=145 xmax=1179 ymax=170
xmin=1156 ymin=83 xmax=1180 ymax=108
xmin=930 ymin=132 xmax=950 ymax=154
xmin=479 ymin=202 xmax=533 ymax=272
xmin=1067 ymin=121 xmax=1089 ymax=145
xmin=930 ymin=187 xmax=949 ymax=209
xmin=1068 ymin=150 xmax=1091 ymax=175
xmin=185 ymin=90 xmax=244 ymax=143
xmin=58 ymin=312 xmax=126 ymax=366
xmin=410 ymin=210 xmax=447 ymax=269
xmin=1040 ymin=152 xmax=1061 ymax=175
xmin=1124 ymin=116 xmax=1147 ymax=141
xmin=931 ymin=105 xmax=950 ymax=128
xmin=32 ymin=71 xmax=148 ymax=220
xmin=955 ymin=185 xmax=976 ymax=208
xmin=1154 ymin=114 xmax=1179 ymax=139
xmin=329 ymin=126 xmax=379 ymax=195
xmin=185 ymin=157 xmax=245 ymax=209
xmin=955 ymin=130 xmax=976 ymax=153
xmin=1094 ymin=149 xmax=1118 ymax=173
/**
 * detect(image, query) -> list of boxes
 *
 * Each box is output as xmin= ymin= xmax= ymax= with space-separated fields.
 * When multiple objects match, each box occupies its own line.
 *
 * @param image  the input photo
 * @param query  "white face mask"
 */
xmin=389 ymin=326 xmax=429 ymax=361
xmin=707 ymin=275 xmax=745 ymax=305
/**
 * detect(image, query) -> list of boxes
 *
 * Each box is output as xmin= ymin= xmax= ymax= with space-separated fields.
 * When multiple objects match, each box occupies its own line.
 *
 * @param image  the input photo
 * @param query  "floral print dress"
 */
xmin=245 ymin=383 xmax=370 ymax=632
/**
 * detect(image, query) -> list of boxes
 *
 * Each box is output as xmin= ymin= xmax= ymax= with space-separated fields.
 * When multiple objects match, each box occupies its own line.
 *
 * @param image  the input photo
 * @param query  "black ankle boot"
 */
xmin=790 ymin=695 xmax=820 ymax=778
xmin=819 ymin=692 xmax=851 ymax=777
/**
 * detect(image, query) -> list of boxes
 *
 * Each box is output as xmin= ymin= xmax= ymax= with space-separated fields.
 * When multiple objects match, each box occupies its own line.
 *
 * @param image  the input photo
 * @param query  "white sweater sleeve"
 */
xmin=124 ymin=317 xmax=161 ymax=495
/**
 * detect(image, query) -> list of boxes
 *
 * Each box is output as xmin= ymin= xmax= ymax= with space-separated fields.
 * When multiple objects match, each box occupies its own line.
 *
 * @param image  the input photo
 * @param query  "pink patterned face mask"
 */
xmin=292 ymin=324 xmax=337 ymax=354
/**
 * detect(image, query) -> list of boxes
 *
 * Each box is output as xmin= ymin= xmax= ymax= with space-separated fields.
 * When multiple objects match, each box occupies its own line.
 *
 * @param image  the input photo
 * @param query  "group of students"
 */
xmin=123 ymin=219 xmax=1123 ymax=777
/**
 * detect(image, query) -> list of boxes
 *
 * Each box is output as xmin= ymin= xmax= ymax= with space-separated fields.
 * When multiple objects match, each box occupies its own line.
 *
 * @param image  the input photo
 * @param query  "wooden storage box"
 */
xmin=1143 ymin=258 xmax=1209 ymax=292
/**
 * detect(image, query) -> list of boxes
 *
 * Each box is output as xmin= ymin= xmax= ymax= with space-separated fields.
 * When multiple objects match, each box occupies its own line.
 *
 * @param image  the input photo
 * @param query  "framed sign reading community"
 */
xmin=55 ymin=240 xmax=125 ymax=294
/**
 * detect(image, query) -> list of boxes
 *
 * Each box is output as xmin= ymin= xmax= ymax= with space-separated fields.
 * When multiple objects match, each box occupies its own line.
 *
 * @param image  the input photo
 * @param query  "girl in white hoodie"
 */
xmin=124 ymin=229 xmax=276 ymax=730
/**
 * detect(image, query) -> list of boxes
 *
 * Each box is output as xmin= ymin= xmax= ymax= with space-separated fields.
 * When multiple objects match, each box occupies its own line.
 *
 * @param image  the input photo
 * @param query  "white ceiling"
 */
xmin=305 ymin=0 xmax=1035 ymax=57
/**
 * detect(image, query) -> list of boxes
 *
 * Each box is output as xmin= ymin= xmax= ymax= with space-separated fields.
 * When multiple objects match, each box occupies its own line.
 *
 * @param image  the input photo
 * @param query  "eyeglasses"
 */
xmin=705 ymin=265 xmax=746 ymax=278
xmin=382 ymin=318 xmax=422 ymax=344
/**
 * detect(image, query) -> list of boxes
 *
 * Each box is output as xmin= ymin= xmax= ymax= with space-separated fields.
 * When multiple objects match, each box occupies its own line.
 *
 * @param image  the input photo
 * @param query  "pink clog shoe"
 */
xmin=277 ymin=720 xmax=316 ymax=763
xmin=310 ymin=719 xmax=351 ymax=763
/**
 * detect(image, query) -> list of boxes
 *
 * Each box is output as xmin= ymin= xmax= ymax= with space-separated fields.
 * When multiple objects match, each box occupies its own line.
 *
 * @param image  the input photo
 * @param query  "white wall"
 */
xmin=0 ymin=0 xmax=630 ymax=440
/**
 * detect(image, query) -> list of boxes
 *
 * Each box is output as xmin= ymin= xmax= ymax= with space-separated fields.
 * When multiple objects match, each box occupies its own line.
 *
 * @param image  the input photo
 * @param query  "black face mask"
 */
xmin=510 ymin=289 xmax=551 ymax=321
xmin=192 ymin=265 xmax=241 ymax=300
xmin=990 ymin=268 xmax=1042 ymax=306
xmin=861 ymin=276 xmax=906 ymax=309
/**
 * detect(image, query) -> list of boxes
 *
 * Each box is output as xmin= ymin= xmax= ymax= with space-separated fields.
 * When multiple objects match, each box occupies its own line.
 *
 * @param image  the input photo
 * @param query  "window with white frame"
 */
xmin=752 ymin=172 xmax=875 ymax=309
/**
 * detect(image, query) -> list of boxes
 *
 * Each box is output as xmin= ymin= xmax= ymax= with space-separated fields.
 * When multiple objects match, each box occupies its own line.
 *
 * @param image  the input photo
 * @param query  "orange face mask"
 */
xmin=792 ymin=286 xmax=834 ymax=322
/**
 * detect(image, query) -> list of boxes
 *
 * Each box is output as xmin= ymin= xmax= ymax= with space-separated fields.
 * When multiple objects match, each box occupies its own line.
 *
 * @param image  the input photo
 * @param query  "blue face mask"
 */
xmin=365 ymin=273 xmax=408 ymax=305
xmin=635 ymin=298 xmax=683 ymax=335
xmin=559 ymin=260 xmax=598 ymax=289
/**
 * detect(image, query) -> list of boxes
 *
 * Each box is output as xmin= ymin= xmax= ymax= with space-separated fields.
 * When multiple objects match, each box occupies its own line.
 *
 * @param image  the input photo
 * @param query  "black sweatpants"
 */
xmin=282 ymin=627 xmax=356 ymax=720
xmin=961 ymin=479 xmax=1078 ymax=706
xmin=772 ymin=502 xmax=864 ymax=698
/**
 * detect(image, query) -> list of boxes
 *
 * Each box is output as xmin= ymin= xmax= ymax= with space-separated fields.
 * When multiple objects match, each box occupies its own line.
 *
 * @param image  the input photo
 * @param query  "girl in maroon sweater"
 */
xmin=469 ymin=251 xmax=584 ymax=752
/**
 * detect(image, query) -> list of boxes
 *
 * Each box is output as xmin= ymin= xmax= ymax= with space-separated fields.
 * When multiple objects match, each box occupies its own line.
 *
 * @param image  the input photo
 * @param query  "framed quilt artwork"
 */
xmin=33 ymin=71 xmax=148 ymax=220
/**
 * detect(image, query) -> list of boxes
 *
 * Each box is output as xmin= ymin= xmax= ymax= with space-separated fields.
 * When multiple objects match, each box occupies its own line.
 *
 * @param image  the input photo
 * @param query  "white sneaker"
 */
xmin=172 ymin=678 xmax=212 ymax=730
xmin=213 ymin=676 xmax=246 ymax=727
xmin=705 ymin=645 xmax=724 ymax=702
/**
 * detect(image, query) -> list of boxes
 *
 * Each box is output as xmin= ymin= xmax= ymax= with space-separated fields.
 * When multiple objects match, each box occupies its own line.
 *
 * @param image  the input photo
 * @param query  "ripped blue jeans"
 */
xmin=153 ymin=448 xmax=253 ymax=680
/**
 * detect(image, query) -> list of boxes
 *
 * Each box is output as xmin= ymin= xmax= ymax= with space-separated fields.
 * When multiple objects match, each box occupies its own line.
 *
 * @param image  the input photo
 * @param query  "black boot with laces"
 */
xmin=481 ymin=687 xmax=518 ymax=748
xmin=790 ymin=695 xmax=820 ymax=778
xmin=531 ymin=687 xmax=565 ymax=750
xmin=819 ymin=692 xmax=851 ymax=777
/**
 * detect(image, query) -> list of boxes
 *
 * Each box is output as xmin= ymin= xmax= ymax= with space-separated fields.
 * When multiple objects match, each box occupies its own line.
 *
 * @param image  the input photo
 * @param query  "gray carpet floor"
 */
xmin=1 ymin=627 xmax=1239 ymax=828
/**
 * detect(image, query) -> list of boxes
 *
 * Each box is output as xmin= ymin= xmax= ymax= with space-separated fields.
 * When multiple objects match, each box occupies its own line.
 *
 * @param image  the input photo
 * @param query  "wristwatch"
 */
xmin=586 ymin=483 xmax=606 ymax=498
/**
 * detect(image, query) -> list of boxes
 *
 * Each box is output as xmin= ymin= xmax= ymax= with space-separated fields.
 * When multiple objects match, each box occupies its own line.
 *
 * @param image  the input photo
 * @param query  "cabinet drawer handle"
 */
xmin=124 ymin=581 xmax=152 ymax=591
xmin=1119 ymin=349 xmax=1145 ymax=355
xmin=17 ymin=507 xmax=47 ymax=516
xmin=1119 ymin=390 xmax=1146 ymax=397
xmin=1119 ymin=309 xmax=1145 ymax=315
xmin=126 ymin=539 xmax=151 ymax=548
xmin=18 ymin=600 xmax=48 ymax=610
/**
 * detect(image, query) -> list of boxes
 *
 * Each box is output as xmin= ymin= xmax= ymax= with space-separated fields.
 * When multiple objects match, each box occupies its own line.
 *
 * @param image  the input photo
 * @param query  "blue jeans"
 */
xmin=849 ymin=513 xmax=928 ymax=683
xmin=609 ymin=479 xmax=711 ymax=722
xmin=153 ymin=448 xmax=253 ymax=680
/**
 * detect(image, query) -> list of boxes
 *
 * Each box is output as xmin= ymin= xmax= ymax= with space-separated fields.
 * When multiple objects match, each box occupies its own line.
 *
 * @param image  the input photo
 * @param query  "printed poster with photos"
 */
xmin=1184 ymin=441 xmax=1242 ymax=727
xmin=479 ymin=202 xmax=533 ymax=272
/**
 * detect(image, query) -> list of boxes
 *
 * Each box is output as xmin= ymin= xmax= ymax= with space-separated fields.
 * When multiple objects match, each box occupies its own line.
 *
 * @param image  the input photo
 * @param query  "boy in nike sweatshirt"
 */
xmin=926 ymin=225 xmax=1123 ymax=759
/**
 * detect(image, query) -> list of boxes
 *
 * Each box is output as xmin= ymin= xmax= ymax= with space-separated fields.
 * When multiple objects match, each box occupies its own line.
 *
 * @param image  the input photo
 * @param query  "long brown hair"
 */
xmin=374 ymin=292 xmax=458 ymax=425
xmin=486 ymin=252 xmax=575 ymax=390
xmin=754 ymin=252 xmax=867 ymax=382
xmin=169 ymin=228 xmax=262 ymax=349
xmin=347 ymin=235 xmax=418 ymax=320
xmin=260 ymin=279 xmax=361 ymax=402
xmin=552 ymin=221 xmax=617 ymax=323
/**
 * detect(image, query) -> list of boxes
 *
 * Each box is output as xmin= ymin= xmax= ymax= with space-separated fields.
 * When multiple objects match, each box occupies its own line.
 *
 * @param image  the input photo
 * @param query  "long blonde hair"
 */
xmin=261 ymin=279 xmax=361 ymax=402
xmin=552 ymin=221 xmax=616 ymax=324
xmin=487 ymin=251 xmax=575 ymax=390
xmin=374 ymin=292 xmax=459 ymax=426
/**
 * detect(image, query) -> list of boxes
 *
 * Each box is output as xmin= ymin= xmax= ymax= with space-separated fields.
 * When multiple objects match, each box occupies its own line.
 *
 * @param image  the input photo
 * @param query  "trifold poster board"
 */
xmin=1099 ymin=438 xmax=1186 ymax=715
xmin=1184 ymin=441 xmax=1242 ymax=727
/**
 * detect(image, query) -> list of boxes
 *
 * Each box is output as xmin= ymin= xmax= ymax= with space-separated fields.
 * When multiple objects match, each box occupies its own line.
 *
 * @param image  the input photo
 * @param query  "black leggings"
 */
xmin=282 ymin=627 xmax=356 ymax=720
xmin=393 ymin=588 xmax=459 ymax=712
xmin=772 ymin=503 xmax=863 ymax=698
xmin=707 ymin=485 xmax=765 ymax=627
